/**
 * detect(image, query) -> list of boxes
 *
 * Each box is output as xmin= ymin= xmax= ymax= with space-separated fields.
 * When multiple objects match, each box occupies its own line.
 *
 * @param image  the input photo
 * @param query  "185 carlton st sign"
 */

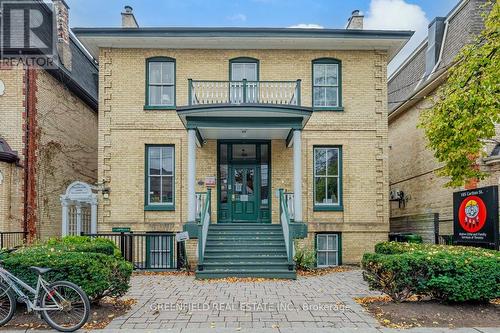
xmin=453 ymin=185 xmax=499 ymax=249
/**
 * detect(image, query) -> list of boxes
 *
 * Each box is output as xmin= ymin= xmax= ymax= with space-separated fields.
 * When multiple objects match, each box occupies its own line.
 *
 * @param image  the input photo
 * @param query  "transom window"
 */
xmin=147 ymin=57 xmax=175 ymax=107
xmin=314 ymin=146 xmax=341 ymax=207
xmin=146 ymin=146 xmax=174 ymax=207
xmin=313 ymin=59 xmax=341 ymax=108
xmin=316 ymin=234 xmax=340 ymax=267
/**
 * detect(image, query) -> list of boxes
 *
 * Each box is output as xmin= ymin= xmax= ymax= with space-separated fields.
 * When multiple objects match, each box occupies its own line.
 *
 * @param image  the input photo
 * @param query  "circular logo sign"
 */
xmin=458 ymin=196 xmax=487 ymax=233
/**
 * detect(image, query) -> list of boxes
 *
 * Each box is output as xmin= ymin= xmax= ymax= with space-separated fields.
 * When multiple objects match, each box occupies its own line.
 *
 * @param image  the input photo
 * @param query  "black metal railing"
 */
xmin=82 ymin=232 xmax=176 ymax=270
xmin=0 ymin=232 xmax=27 ymax=249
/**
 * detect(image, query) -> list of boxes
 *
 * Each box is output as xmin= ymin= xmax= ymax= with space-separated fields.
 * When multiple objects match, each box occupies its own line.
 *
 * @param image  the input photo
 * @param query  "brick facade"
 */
xmin=388 ymin=0 xmax=496 ymax=234
xmin=0 ymin=65 xmax=98 ymax=239
xmin=97 ymin=48 xmax=389 ymax=264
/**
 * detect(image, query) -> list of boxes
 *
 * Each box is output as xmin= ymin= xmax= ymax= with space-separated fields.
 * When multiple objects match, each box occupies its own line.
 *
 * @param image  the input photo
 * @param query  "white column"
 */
xmin=187 ymin=129 xmax=197 ymax=222
xmin=61 ymin=200 xmax=68 ymax=237
xmin=293 ymin=129 xmax=303 ymax=222
xmin=90 ymin=197 xmax=97 ymax=234
xmin=75 ymin=203 xmax=82 ymax=235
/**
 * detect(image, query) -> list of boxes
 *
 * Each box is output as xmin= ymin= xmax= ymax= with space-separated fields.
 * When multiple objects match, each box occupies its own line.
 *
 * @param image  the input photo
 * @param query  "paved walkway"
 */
xmin=106 ymin=270 xmax=383 ymax=330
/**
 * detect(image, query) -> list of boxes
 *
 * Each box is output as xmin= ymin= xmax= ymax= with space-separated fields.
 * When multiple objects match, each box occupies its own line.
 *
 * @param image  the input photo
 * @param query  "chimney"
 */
xmin=53 ymin=0 xmax=72 ymax=71
xmin=122 ymin=6 xmax=139 ymax=28
xmin=425 ymin=17 xmax=446 ymax=76
xmin=346 ymin=10 xmax=364 ymax=30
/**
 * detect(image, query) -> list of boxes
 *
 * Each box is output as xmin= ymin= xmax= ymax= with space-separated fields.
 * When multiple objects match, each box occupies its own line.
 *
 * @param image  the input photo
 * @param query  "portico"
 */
xmin=178 ymin=105 xmax=311 ymax=224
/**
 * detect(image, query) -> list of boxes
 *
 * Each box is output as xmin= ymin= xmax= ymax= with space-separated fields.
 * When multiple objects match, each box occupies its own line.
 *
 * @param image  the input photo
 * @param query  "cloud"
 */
xmin=227 ymin=13 xmax=247 ymax=23
xmin=364 ymin=0 xmax=429 ymax=75
xmin=288 ymin=23 xmax=324 ymax=29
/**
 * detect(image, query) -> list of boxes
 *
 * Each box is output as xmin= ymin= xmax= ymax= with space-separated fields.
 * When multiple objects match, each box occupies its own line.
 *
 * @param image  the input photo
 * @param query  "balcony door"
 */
xmin=230 ymin=59 xmax=258 ymax=103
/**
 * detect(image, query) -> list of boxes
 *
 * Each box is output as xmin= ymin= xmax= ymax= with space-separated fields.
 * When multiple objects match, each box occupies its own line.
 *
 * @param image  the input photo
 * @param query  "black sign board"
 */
xmin=453 ymin=185 xmax=499 ymax=249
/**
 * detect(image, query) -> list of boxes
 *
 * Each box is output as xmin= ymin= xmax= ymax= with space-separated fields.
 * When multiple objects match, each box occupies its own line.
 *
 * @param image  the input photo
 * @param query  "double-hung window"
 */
xmin=316 ymin=234 xmax=340 ymax=267
xmin=314 ymin=146 xmax=342 ymax=210
xmin=146 ymin=57 xmax=175 ymax=108
xmin=312 ymin=59 xmax=342 ymax=109
xmin=146 ymin=145 xmax=174 ymax=210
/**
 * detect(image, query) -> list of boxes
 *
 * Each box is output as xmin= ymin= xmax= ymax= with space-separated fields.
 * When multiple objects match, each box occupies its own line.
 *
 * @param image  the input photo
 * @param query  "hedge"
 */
xmin=1 ymin=236 xmax=132 ymax=302
xmin=362 ymin=242 xmax=500 ymax=303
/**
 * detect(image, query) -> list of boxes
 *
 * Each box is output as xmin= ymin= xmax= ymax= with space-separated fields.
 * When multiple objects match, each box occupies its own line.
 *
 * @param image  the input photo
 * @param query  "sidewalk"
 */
xmin=2 ymin=328 xmax=499 ymax=333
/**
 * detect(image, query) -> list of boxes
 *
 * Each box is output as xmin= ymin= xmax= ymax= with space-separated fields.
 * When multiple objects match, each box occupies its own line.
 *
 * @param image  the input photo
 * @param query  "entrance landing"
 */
xmin=196 ymin=223 xmax=296 ymax=279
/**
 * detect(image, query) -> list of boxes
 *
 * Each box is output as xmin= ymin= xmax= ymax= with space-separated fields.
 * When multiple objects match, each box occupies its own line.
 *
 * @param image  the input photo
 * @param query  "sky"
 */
xmin=67 ymin=0 xmax=460 ymax=74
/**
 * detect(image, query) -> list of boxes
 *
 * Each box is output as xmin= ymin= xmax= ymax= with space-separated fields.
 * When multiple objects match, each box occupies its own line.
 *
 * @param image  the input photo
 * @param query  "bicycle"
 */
xmin=0 ymin=257 xmax=90 ymax=332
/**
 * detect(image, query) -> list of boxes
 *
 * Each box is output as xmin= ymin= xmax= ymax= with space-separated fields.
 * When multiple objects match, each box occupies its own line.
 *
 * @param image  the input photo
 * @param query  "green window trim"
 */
xmin=145 ymin=56 xmax=176 ymax=109
xmin=312 ymin=58 xmax=342 ymax=111
xmin=144 ymin=144 xmax=175 ymax=211
xmin=315 ymin=232 xmax=342 ymax=267
xmin=313 ymin=145 xmax=343 ymax=211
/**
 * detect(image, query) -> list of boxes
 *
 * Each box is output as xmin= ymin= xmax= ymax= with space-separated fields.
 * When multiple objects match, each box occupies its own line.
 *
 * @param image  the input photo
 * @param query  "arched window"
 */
xmin=145 ymin=57 xmax=176 ymax=108
xmin=312 ymin=58 xmax=342 ymax=110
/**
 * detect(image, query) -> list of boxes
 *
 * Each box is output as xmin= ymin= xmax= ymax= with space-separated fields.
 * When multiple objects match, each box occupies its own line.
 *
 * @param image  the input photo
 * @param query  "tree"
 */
xmin=419 ymin=1 xmax=500 ymax=187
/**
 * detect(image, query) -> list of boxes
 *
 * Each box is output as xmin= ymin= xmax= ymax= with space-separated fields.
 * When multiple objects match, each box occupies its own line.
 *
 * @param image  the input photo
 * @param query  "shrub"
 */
xmin=1 ymin=236 xmax=132 ymax=302
xmin=294 ymin=243 xmax=316 ymax=271
xmin=362 ymin=242 xmax=500 ymax=303
xmin=44 ymin=236 xmax=120 ymax=256
xmin=374 ymin=241 xmax=500 ymax=257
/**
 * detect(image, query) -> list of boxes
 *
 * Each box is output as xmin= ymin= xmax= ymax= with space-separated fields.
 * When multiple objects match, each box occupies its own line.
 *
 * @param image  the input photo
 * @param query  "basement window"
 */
xmin=316 ymin=233 xmax=340 ymax=267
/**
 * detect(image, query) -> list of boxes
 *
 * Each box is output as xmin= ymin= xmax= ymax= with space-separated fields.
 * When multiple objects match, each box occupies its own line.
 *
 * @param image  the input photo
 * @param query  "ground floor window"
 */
xmin=316 ymin=233 xmax=340 ymax=267
xmin=313 ymin=146 xmax=342 ymax=210
xmin=145 ymin=145 xmax=174 ymax=210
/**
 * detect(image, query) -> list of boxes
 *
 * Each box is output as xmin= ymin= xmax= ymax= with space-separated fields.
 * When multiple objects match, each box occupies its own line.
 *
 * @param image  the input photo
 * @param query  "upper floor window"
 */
xmin=146 ymin=57 xmax=175 ymax=108
xmin=312 ymin=58 xmax=342 ymax=110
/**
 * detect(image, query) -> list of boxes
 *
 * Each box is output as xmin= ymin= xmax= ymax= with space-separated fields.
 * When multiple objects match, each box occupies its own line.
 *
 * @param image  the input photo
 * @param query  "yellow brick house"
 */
xmin=74 ymin=8 xmax=412 ymax=278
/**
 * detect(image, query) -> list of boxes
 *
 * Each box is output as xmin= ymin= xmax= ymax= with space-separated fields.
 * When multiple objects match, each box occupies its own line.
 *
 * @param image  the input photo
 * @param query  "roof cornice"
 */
xmin=73 ymin=27 xmax=413 ymax=61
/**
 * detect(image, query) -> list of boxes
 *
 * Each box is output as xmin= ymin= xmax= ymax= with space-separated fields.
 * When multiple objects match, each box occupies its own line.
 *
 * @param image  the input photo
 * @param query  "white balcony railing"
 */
xmin=188 ymin=79 xmax=301 ymax=106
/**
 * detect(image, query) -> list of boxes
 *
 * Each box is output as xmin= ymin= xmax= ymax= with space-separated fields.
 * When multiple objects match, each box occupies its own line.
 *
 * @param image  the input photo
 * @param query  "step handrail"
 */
xmin=279 ymin=189 xmax=295 ymax=270
xmin=197 ymin=188 xmax=211 ymax=270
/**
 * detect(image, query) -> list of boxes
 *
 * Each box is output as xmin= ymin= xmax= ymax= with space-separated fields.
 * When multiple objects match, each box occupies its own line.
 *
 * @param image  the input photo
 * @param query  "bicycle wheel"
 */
xmin=0 ymin=283 xmax=16 ymax=326
xmin=39 ymin=281 xmax=90 ymax=332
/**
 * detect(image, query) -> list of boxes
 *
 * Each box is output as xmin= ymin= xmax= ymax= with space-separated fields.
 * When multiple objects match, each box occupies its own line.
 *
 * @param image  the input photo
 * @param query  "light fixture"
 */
xmin=241 ymin=129 xmax=247 ymax=138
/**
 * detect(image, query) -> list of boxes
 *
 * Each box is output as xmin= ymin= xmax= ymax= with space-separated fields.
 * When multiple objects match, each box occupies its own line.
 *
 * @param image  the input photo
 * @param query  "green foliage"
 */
xmin=362 ymin=242 xmax=500 ymax=302
xmin=1 ymin=236 xmax=132 ymax=302
xmin=44 ymin=236 xmax=120 ymax=256
xmin=419 ymin=1 xmax=500 ymax=187
xmin=374 ymin=241 xmax=500 ymax=257
xmin=294 ymin=242 xmax=316 ymax=271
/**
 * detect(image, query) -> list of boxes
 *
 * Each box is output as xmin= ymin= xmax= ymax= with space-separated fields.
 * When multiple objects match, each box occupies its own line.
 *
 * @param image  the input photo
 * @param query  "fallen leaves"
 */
xmin=133 ymin=270 xmax=195 ymax=276
xmin=82 ymin=297 xmax=137 ymax=330
xmin=298 ymin=265 xmax=353 ymax=276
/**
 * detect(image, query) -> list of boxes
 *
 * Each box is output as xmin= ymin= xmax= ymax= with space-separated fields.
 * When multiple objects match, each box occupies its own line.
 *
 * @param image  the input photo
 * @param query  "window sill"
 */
xmin=313 ymin=107 xmax=344 ymax=112
xmin=314 ymin=205 xmax=343 ymax=212
xmin=144 ymin=105 xmax=176 ymax=111
xmin=144 ymin=205 xmax=175 ymax=211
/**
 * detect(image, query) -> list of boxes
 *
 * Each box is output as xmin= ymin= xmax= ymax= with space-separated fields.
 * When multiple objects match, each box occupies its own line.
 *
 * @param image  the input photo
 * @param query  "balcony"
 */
xmin=188 ymin=79 xmax=301 ymax=106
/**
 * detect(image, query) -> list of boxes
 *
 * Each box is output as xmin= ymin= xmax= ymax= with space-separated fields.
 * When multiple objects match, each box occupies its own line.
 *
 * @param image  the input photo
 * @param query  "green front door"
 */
xmin=231 ymin=165 xmax=259 ymax=221
xmin=218 ymin=142 xmax=271 ymax=223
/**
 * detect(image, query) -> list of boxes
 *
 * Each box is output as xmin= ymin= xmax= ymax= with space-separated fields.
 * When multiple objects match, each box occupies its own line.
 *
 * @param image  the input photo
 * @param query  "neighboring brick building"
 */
xmin=74 ymin=8 xmax=412 ymax=278
xmin=0 ymin=0 xmax=98 ymax=240
xmin=388 ymin=0 xmax=496 ymax=240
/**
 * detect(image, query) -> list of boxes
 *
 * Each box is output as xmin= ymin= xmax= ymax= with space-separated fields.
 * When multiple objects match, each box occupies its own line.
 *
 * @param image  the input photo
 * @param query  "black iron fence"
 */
xmin=0 ymin=232 xmax=27 ymax=249
xmin=82 ymin=232 xmax=177 ymax=270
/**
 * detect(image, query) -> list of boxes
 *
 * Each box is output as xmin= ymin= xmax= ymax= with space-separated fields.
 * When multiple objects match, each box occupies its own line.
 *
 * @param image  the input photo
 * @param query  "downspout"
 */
xmin=23 ymin=66 xmax=37 ymax=242
xmin=23 ymin=67 xmax=29 ymax=238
